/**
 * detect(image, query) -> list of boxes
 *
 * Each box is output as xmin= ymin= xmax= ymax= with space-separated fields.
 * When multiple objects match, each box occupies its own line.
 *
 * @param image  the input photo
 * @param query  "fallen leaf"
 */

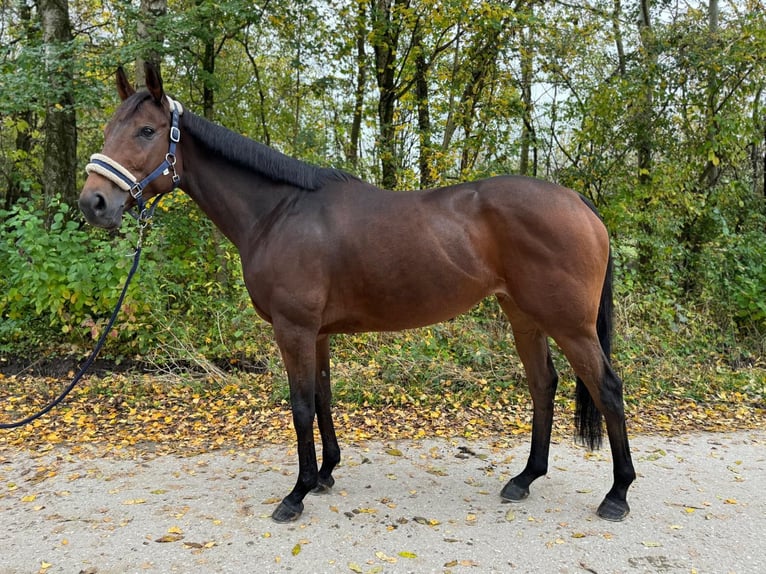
xmin=348 ymin=562 xmax=363 ymax=573
xmin=398 ymin=551 xmax=417 ymax=559
xmin=292 ymin=543 xmax=301 ymax=556
xmin=375 ymin=551 xmax=397 ymax=563
xmin=386 ymin=448 xmax=403 ymax=456
xmin=155 ymin=534 xmax=184 ymax=543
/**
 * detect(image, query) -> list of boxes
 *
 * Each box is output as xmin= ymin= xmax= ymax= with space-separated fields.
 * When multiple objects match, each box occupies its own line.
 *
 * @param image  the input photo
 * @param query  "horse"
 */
xmin=79 ymin=64 xmax=635 ymax=523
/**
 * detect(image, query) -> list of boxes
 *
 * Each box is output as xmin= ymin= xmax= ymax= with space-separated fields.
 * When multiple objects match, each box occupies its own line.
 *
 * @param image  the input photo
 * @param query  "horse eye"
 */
xmin=139 ymin=126 xmax=155 ymax=138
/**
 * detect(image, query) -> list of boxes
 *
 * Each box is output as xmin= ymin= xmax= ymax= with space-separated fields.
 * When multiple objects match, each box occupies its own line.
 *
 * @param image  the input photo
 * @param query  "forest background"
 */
xmin=0 ymin=0 xmax=764 ymax=419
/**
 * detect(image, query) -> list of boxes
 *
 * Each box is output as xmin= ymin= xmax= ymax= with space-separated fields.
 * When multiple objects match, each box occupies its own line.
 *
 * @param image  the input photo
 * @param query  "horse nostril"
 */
xmin=93 ymin=193 xmax=107 ymax=213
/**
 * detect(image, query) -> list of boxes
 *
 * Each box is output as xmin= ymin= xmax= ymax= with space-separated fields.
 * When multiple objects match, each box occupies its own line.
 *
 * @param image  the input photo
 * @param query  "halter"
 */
xmin=85 ymin=96 xmax=184 ymax=217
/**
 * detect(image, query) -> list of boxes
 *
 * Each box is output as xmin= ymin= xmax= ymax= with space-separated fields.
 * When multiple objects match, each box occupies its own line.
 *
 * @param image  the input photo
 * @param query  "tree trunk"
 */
xmin=5 ymin=1 xmax=36 ymax=210
xmin=37 ymin=0 xmax=77 ymax=208
xmin=348 ymin=0 xmax=367 ymax=168
xmin=704 ymin=0 xmax=720 ymax=188
xmin=371 ymin=0 xmax=401 ymax=190
xmin=135 ymin=0 xmax=168 ymax=90
xmin=518 ymin=24 xmax=536 ymax=177
xmin=612 ymin=0 xmax=626 ymax=76
xmin=414 ymin=21 xmax=434 ymax=189
xmin=636 ymin=0 xmax=653 ymax=185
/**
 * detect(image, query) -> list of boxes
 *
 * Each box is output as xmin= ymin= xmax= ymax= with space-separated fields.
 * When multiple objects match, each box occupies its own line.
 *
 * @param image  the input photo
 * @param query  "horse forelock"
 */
xmin=113 ymin=92 xmax=160 ymax=124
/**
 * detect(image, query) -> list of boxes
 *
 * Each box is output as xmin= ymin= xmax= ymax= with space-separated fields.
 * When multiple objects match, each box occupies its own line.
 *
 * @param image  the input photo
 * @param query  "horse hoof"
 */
xmin=597 ymin=497 xmax=630 ymax=522
xmin=311 ymin=475 xmax=335 ymax=495
xmin=271 ymin=500 xmax=304 ymax=523
xmin=500 ymin=479 xmax=529 ymax=502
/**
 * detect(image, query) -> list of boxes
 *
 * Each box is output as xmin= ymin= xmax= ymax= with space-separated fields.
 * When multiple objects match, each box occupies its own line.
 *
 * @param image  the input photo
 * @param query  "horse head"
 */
xmin=79 ymin=64 xmax=183 ymax=229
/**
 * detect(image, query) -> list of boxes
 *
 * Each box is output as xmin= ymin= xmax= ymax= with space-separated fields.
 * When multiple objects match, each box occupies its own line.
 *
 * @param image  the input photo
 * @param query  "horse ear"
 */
xmin=144 ymin=62 xmax=164 ymax=103
xmin=116 ymin=66 xmax=135 ymax=101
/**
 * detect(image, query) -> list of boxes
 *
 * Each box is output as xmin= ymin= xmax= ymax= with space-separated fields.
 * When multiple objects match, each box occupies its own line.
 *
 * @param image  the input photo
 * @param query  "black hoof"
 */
xmin=271 ymin=500 xmax=304 ymax=523
xmin=500 ymin=479 xmax=530 ymax=502
xmin=311 ymin=475 xmax=335 ymax=495
xmin=597 ymin=497 xmax=630 ymax=522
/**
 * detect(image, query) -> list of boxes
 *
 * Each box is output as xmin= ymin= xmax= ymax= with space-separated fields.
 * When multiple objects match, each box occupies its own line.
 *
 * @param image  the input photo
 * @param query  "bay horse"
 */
xmin=79 ymin=65 xmax=635 ymax=523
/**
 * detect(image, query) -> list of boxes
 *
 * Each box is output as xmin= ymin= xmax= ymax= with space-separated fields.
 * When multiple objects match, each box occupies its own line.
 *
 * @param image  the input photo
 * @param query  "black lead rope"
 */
xmin=0 ymin=196 xmax=163 ymax=430
xmin=0 ymin=245 xmax=142 ymax=429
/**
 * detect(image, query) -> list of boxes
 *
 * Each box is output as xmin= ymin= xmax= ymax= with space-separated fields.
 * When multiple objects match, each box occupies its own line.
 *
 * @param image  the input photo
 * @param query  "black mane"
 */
xmin=183 ymin=111 xmax=351 ymax=190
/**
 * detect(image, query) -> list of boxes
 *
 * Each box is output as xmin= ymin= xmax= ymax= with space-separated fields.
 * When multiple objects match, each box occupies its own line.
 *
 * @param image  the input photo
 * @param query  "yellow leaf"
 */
xmin=292 ymin=543 xmax=301 ymax=556
xmin=348 ymin=562 xmax=363 ymax=573
xmin=398 ymin=551 xmax=417 ymax=559
xmin=21 ymin=494 xmax=36 ymax=503
xmin=123 ymin=499 xmax=146 ymax=505
xmin=375 ymin=551 xmax=397 ymax=563
xmin=386 ymin=448 xmax=403 ymax=456
xmin=168 ymin=526 xmax=183 ymax=534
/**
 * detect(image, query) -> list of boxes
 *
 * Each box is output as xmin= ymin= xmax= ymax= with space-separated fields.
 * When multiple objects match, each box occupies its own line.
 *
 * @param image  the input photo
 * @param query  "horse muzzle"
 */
xmin=78 ymin=183 xmax=126 ymax=229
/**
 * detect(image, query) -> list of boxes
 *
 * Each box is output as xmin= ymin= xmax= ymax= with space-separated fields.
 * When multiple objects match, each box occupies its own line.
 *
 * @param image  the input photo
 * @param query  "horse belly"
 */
xmin=324 ymin=241 xmax=500 ymax=333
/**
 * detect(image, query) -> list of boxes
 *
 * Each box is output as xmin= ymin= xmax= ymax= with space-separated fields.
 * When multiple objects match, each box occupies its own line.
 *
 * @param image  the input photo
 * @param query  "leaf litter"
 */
xmin=1 ymin=371 xmax=763 ymax=457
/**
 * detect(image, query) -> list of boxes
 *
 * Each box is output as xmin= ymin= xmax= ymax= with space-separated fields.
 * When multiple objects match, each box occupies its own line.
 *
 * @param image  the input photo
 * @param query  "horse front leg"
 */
xmin=313 ymin=334 xmax=340 ymax=493
xmin=271 ymin=327 xmax=320 ymax=523
xmin=501 ymin=321 xmax=559 ymax=502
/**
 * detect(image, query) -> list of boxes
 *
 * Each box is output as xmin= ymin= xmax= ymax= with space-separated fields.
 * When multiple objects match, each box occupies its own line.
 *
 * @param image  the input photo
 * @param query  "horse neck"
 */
xmin=177 ymin=118 xmax=299 ymax=251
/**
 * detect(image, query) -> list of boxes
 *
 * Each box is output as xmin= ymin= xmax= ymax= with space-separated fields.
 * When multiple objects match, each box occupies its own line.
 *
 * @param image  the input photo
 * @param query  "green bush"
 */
xmin=0 ymin=197 xmax=138 ymax=351
xmin=0 ymin=195 xmax=272 ymax=363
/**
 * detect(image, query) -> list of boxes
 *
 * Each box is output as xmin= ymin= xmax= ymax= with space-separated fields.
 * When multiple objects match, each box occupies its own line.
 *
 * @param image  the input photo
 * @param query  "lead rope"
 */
xmin=0 ymin=202 xmax=162 ymax=430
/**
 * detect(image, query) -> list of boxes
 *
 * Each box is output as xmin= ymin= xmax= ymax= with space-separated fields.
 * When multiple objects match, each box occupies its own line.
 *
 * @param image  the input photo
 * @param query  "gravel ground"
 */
xmin=1 ymin=430 xmax=764 ymax=573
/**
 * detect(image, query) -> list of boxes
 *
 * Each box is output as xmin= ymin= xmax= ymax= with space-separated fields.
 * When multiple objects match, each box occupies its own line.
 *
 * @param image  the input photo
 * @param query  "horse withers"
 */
xmin=79 ymin=64 xmax=635 ymax=523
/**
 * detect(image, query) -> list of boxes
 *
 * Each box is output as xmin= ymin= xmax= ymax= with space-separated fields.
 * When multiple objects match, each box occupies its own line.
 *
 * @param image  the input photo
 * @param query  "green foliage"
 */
xmin=0 ymin=197 xmax=133 ymax=351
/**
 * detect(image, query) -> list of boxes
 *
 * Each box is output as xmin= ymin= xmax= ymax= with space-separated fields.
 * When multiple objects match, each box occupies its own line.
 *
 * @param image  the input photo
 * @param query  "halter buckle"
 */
xmin=130 ymin=182 xmax=144 ymax=201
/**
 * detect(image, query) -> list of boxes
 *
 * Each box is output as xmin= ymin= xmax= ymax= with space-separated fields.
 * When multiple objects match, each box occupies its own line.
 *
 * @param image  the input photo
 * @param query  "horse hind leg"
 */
xmin=499 ymin=303 xmax=559 ymax=502
xmin=557 ymin=333 xmax=636 ymax=521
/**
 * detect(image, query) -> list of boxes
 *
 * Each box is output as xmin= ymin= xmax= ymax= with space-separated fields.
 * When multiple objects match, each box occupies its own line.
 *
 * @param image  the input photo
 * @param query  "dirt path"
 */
xmin=1 ymin=430 xmax=764 ymax=573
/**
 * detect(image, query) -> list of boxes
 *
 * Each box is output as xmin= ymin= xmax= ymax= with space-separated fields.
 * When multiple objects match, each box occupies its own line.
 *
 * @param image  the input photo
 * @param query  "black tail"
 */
xmin=574 ymin=196 xmax=612 ymax=450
